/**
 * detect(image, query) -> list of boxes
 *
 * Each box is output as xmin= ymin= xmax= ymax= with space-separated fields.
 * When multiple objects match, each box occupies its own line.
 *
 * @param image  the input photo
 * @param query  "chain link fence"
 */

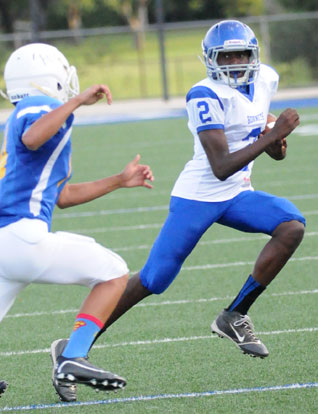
xmin=0 ymin=11 xmax=317 ymax=102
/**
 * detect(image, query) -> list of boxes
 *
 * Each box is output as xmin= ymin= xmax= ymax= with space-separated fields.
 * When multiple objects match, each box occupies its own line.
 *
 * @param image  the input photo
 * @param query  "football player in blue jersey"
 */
xmin=0 ymin=43 xmax=153 ymax=401
xmin=52 ymin=20 xmax=306 ymax=401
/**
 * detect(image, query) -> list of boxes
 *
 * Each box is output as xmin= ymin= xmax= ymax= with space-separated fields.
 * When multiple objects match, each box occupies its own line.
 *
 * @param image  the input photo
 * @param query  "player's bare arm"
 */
xmin=22 ymin=84 xmax=112 ymax=151
xmin=199 ymin=108 xmax=299 ymax=181
xmin=57 ymin=154 xmax=153 ymax=208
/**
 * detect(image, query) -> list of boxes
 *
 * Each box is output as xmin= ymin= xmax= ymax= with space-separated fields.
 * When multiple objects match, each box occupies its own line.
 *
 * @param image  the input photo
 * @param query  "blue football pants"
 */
xmin=140 ymin=190 xmax=306 ymax=294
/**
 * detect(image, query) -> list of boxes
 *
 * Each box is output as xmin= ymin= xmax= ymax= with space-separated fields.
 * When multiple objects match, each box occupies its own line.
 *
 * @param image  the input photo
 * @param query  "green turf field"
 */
xmin=0 ymin=107 xmax=317 ymax=413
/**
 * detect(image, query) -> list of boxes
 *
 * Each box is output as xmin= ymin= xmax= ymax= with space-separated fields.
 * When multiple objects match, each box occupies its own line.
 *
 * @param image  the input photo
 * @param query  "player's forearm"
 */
xmin=208 ymin=137 xmax=275 ymax=181
xmin=22 ymin=96 xmax=82 ymax=150
xmin=57 ymin=175 xmax=123 ymax=208
xmin=201 ymin=134 xmax=268 ymax=181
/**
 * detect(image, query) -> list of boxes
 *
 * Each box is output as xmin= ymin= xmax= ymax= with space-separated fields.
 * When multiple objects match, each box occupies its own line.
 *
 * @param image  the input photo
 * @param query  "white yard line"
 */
xmin=52 ymin=194 xmax=318 ymax=219
xmin=5 ymin=288 xmax=318 ymax=319
xmin=0 ymin=326 xmax=317 ymax=357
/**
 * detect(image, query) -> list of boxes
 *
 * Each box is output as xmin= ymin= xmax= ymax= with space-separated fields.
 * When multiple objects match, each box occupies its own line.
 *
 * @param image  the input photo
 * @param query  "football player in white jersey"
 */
xmin=52 ymin=20 xmax=306 ymax=401
xmin=0 ymin=43 xmax=153 ymax=401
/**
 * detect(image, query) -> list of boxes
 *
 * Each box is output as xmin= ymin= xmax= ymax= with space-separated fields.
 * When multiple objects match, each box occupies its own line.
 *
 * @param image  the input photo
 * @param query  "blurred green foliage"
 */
xmin=270 ymin=19 xmax=318 ymax=82
xmin=0 ymin=4 xmax=316 ymax=106
xmin=0 ymin=0 xmax=264 ymax=32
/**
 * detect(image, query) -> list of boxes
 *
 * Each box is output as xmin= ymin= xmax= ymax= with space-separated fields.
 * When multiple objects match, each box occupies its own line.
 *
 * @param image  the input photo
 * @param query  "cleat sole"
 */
xmin=212 ymin=324 xmax=268 ymax=358
xmin=58 ymin=376 xmax=127 ymax=392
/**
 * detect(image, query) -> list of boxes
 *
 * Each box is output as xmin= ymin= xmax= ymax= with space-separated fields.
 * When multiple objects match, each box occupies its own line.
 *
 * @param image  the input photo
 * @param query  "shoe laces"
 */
xmin=234 ymin=315 xmax=259 ymax=341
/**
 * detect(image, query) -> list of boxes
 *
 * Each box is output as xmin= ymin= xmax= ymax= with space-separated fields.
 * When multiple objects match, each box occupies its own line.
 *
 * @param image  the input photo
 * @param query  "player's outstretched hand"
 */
xmin=76 ymin=84 xmax=112 ymax=106
xmin=272 ymin=108 xmax=299 ymax=142
xmin=120 ymin=155 xmax=154 ymax=189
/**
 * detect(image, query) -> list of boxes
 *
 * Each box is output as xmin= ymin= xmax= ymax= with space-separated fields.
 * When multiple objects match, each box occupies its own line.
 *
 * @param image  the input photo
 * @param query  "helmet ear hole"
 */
xmin=57 ymin=82 xmax=62 ymax=91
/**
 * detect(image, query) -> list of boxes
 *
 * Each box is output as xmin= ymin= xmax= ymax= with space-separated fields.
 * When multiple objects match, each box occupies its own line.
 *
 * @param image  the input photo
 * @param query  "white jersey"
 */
xmin=171 ymin=64 xmax=279 ymax=202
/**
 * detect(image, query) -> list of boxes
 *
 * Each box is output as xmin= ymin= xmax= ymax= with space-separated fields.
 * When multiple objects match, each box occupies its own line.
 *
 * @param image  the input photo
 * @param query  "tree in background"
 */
xmin=278 ymin=0 xmax=317 ymax=10
xmin=46 ymin=0 xmax=125 ymax=29
xmin=0 ymin=0 xmax=266 ymax=33
xmin=222 ymin=0 xmax=263 ymax=18
xmin=0 ymin=0 xmax=316 ymax=83
xmin=271 ymin=0 xmax=318 ymax=81
xmin=0 ymin=0 xmax=16 ymax=33
xmin=147 ymin=0 xmax=263 ymax=23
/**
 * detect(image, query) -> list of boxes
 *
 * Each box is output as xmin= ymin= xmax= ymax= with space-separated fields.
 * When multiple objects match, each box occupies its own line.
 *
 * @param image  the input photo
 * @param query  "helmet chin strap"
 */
xmin=29 ymin=82 xmax=57 ymax=99
xmin=0 ymin=90 xmax=9 ymax=100
xmin=198 ymin=54 xmax=205 ymax=66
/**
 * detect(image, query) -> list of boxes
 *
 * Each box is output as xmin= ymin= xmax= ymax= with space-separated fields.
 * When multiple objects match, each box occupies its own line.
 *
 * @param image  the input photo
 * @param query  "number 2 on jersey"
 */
xmin=197 ymin=101 xmax=212 ymax=123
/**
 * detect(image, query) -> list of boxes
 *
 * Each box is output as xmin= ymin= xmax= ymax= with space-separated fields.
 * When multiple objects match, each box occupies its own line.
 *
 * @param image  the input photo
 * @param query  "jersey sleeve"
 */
xmin=261 ymin=64 xmax=279 ymax=98
xmin=186 ymin=85 xmax=225 ymax=134
xmin=14 ymin=98 xmax=74 ymax=150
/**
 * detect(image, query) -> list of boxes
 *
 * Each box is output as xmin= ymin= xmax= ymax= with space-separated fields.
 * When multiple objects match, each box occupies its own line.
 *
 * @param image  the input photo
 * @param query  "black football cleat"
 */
xmin=51 ymin=339 xmax=77 ymax=402
xmin=53 ymin=354 xmax=126 ymax=393
xmin=0 ymin=380 xmax=7 ymax=397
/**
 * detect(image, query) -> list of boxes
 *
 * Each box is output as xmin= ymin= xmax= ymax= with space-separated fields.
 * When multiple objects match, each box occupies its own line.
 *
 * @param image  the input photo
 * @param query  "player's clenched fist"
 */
xmin=273 ymin=108 xmax=300 ymax=142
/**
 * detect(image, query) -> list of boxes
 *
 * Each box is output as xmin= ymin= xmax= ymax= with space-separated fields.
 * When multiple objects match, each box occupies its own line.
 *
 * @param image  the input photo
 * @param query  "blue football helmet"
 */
xmin=202 ymin=20 xmax=260 ymax=88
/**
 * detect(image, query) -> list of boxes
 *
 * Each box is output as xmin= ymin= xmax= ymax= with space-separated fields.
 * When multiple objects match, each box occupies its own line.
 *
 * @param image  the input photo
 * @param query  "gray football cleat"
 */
xmin=211 ymin=309 xmax=269 ymax=358
xmin=51 ymin=339 xmax=77 ymax=402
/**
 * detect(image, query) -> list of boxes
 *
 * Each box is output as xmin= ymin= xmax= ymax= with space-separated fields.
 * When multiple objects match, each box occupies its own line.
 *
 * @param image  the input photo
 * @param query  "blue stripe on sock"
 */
xmin=229 ymin=275 xmax=261 ymax=311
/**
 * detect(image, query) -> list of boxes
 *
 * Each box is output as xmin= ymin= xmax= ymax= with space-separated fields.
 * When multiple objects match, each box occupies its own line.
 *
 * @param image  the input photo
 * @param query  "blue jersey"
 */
xmin=0 ymin=95 xmax=73 ymax=228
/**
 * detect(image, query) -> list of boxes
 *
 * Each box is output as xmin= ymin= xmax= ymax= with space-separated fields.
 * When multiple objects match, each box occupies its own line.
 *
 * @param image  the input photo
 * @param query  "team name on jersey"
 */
xmin=247 ymin=112 xmax=265 ymax=125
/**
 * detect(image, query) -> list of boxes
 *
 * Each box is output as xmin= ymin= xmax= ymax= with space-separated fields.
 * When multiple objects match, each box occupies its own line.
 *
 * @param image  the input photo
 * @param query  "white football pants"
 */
xmin=0 ymin=218 xmax=129 ymax=322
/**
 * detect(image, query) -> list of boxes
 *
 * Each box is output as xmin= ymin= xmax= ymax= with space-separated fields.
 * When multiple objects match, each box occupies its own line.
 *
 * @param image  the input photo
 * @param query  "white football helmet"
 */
xmin=4 ymin=43 xmax=79 ymax=103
